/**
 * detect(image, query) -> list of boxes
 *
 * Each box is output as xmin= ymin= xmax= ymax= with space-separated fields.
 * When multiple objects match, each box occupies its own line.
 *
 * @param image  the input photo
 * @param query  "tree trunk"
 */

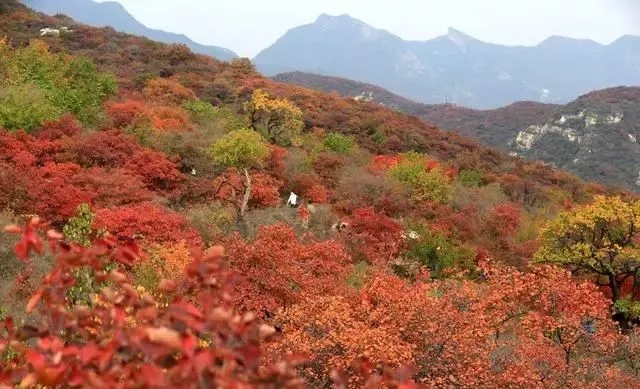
xmin=609 ymin=275 xmax=620 ymax=303
xmin=609 ymin=274 xmax=632 ymax=331
xmin=236 ymin=168 xmax=251 ymax=236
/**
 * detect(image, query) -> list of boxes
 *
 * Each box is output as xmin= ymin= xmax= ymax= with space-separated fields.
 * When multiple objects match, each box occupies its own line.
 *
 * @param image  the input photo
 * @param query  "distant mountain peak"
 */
xmin=313 ymin=13 xmax=383 ymax=41
xmin=447 ymin=27 xmax=477 ymax=50
xmin=315 ymin=13 xmax=365 ymax=29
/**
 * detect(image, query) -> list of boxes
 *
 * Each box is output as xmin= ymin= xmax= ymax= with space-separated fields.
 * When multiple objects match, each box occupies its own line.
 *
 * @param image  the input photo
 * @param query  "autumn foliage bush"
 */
xmin=222 ymin=223 xmax=352 ymax=316
xmin=2 ymin=7 xmax=640 ymax=388
xmin=0 ymin=218 xmax=309 ymax=388
xmin=104 ymin=99 xmax=146 ymax=129
xmin=94 ymin=202 xmax=202 ymax=247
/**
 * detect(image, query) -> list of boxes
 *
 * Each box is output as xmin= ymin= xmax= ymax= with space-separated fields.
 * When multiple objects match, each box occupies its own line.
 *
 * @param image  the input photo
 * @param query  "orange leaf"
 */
xmin=146 ymin=327 xmax=182 ymax=349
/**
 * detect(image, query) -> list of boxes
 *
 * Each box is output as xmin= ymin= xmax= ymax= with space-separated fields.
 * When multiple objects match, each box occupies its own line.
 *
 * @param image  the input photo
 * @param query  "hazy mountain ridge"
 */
xmin=21 ymin=0 xmax=238 ymax=61
xmin=256 ymin=14 xmax=640 ymax=109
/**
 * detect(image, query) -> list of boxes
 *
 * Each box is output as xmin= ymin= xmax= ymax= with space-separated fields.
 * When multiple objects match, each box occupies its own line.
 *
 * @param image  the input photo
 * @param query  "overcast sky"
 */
xmin=95 ymin=0 xmax=640 ymax=58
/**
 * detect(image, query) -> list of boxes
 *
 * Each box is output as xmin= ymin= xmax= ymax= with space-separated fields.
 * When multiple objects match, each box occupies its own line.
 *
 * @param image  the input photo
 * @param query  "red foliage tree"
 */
xmin=36 ymin=114 xmax=83 ymax=141
xmin=146 ymin=106 xmax=193 ymax=132
xmin=486 ymin=202 xmax=522 ymax=237
xmin=247 ymin=172 xmax=283 ymax=208
xmin=142 ymin=77 xmax=196 ymax=104
xmin=304 ymin=184 xmax=329 ymax=204
xmin=72 ymin=167 xmax=153 ymax=208
xmin=367 ymin=154 xmax=402 ymax=175
xmin=25 ymin=162 xmax=93 ymax=224
xmin=71 ymin=130 xmax=143 ymax=168
xmin=104 ymin=99 xmax=147 ymax=129
xmin=312 ymin=153 xmax=343 ymax=186
xmin=0 ymin=218 xmax=309 ymax=388
xmin=346 ymin=207 xmax=404 ymax=265
xmin=123 ymin=149 xmax=185 ymax=197
xmin=266 ymin=144 xmax=287 ymax=178
xmin=223 ymin=223 xmax=352 ymax=316
xmin=212 ymin=169 xmax=283 ymax=210
xmin=94 ymin=202 xmax=202 ymax=247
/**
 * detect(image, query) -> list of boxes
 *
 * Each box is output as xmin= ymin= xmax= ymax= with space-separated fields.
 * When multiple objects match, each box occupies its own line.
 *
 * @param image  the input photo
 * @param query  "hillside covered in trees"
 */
xmin=275 ymin=71 xmax=640 ymax=191
xmin=3 ymin=1 xmax=640 ymax=388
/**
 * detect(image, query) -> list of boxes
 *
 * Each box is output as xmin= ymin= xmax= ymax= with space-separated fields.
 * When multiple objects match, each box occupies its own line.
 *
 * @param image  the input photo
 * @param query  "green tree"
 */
xmin=182 ymin=99 xmax=217 ymax=123
xmin=0 ymin=39 xmax=116 ymax=130
xmin=389 ymin=151 xmax=452 ymax=204
xmin=209 ymin=128 xmax=270 ymax=169
xmin=62 ymin=204 xmax=111 ymax=307
xmin=62 ymin=203 xmax=94 ymax=247
xmin=323 ymin=132 xmax=355 ymax=154
xmin=245 ymin=88 xmax=304 ymax=146
xmin=0 ymin=83 xmax=60 ymax=132
xmin=457 ymin=169 xmax=483 ymax=187
xmin=534 ymin=195 xmax=640 ymax=323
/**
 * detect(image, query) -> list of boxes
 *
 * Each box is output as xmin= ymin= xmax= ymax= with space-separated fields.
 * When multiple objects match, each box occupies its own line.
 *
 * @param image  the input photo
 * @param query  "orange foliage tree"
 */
xmin=271 ymin=265 xmax=635 ymax=388
xmin=142 ymin=77 xmax=197 ymax=105
xmin=223 ymin=223 xmax=352 ymax=317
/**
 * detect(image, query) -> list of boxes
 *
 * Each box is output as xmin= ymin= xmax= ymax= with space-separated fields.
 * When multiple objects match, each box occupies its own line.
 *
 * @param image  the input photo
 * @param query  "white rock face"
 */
xmin=353 ymin=91 xmax=374 ymax=102
xmin=515 ymin=124 xmax=580 ymax=150
xmin=585 ymin=114 xmax=598 ymax=127
xmin=556 ymin=111 xmax=585 ymax=125
xmin=629 ymin=134 xmax=637 ymax=143
xmin=553 ymin=110 xmax=622 ymax=128
xmin=605 ymin=112 xmax=624 ymax=124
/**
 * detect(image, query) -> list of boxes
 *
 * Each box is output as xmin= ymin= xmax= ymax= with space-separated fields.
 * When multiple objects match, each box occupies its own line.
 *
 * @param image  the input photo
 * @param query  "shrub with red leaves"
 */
xmin=104 ymin=99 xmax=147 ymax=129
xmin=71 ymin=130 xmax=144 ymax=168
xmin=36 ymin=114 xmax=83 ymax=141
xmin=347 ymin=207 xmax=404 ymax=265
xmin=94 ymin=202 xmax=202 ymax=247
xmin=123 ymin=149 xmax=185 ymax=197
xmin=0 ymin=218 xmax=306 ymax=388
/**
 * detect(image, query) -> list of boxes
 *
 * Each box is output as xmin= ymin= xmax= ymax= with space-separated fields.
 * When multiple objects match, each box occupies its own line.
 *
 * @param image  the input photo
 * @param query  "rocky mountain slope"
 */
xmin=507 ymin=87 xmax=640 ymax=190
xmin=275 ymin=71 xmax=640 ymax=190
xmin=256 ymin=14 xmax=640 ymax=109
xmin=21 ymin=0 xmax=238 ymax=61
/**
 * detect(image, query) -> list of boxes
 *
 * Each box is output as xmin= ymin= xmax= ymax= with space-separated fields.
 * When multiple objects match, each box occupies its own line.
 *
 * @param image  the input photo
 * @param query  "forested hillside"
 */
xmin=2 ymin=1 xmax=640 ymax=387
xmin=275 ymin=71 xmax=640 ymax=191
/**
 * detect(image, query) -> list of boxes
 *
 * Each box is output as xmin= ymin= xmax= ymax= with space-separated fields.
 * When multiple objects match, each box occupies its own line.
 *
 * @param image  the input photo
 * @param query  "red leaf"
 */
xmin=25 ymin=289 xmax=43 ymax=313
xmin=80 ymin=343 xmax=101 ymax=364
xmin=25 ymin=350 xmax=46 ymax=370
xmin=140 ymin=364 xmax=167 ymax=387
xmin=193 ymin=351 xmax=213 ymax=374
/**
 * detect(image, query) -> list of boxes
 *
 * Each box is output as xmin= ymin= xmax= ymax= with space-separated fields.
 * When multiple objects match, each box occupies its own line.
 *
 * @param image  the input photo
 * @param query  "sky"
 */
xmin=95 ymin=0 xmax=640 ymax=58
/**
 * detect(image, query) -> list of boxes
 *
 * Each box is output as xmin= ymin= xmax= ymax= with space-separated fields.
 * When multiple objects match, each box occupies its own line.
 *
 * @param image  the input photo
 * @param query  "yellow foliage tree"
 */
xmin=245 ymin=88 xmax=304 ymax=146
xmin=388 ymin=151 xmax=452 ymax=204
xmin=534 ymin=195 xmax=640 ymax=305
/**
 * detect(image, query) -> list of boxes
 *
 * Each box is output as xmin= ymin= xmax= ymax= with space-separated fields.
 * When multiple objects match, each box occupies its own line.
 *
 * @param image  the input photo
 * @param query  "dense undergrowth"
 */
xmin=2 ymin=1 xmax=640 ymax=387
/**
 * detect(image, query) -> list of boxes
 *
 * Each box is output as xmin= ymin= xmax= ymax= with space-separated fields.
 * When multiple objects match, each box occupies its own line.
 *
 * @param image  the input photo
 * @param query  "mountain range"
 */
xmin=255 ymin=14 xmax=640 ymax=109
xmin=275 ymin=71 xmax=640 ymax=190
xmin=21 ymin=0 xmax=238 ymax=61
xmin=13 ymin=0 xmax=640 ymax=190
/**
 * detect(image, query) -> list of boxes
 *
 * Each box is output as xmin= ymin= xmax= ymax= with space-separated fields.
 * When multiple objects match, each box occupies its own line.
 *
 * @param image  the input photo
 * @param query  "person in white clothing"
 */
xmin=286 ymin=192 xmax=298 ymax=207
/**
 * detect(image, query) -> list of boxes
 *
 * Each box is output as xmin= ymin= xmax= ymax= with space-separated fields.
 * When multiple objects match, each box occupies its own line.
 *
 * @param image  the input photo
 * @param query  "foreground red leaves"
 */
xmin=0 ymin=218 xmax=418 ymax=388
